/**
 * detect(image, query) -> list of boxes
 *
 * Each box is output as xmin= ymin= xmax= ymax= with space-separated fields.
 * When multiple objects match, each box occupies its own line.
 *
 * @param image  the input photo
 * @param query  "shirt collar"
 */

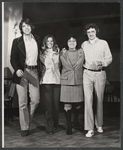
xmin=88 ymin=37 xmax=99 ymax=44
xmin=23 ymin=34 xmax=34 ymax=42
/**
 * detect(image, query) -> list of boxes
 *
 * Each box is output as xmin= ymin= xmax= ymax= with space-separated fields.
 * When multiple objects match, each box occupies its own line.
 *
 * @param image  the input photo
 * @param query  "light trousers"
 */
xmin=16 ymin=68 xmax=40 ymax=130
xmin=83 ymin=69 xmax=106 ymax=130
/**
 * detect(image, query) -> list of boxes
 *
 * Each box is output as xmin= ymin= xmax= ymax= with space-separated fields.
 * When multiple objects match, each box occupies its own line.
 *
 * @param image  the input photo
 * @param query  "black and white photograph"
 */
xmin=3 ymin=1 xmax=121 ymax=148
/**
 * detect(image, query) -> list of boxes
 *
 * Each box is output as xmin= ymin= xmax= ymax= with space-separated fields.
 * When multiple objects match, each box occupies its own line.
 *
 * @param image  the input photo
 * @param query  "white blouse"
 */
xmin=40 ymin=48 xmax=60 ymax=84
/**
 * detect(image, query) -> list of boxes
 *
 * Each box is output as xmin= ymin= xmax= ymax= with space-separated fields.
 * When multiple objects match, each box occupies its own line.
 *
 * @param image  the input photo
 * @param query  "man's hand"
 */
xmin=93 ymin=61 xmax=102 ymax=66
xmin=60 ymin=48 xmax=66 ymax=56
xmin=89 ymin=64 xmax=98 ymax=70
xmin=40 ymin=54 xmax=45 ymax=63
xmin=16 ymin=69 xmax=24 ymax=77
xmin=92 ymin=61 xmax=103 ymax=70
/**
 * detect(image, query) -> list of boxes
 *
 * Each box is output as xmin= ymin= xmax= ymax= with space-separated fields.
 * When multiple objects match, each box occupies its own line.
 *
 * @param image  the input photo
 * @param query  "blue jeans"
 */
xmin=16 ymin=68 xmax=40 ymax=130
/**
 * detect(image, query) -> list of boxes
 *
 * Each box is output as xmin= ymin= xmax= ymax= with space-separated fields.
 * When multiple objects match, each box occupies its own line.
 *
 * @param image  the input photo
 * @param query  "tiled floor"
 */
xmin=4 ymin=110 xmax=121 ymax=148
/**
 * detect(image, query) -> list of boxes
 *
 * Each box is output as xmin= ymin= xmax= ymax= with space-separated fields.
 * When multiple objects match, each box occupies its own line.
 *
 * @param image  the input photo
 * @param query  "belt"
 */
xmin=25 ymin=65 xmax=37 ymax=69
xmin=84 ymin=67 xmax=105 ymax=72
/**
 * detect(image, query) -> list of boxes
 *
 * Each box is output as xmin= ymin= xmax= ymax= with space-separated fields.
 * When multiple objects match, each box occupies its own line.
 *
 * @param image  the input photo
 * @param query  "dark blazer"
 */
xmin=60 ymin=49 xmax=84 ymax=85
xmin=10 ymin=35 xmax=42 ymax=84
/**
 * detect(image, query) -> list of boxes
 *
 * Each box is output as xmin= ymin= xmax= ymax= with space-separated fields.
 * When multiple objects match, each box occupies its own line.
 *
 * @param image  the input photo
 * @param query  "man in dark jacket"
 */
xmin=10 ymin=18 xmax=41 ymax=137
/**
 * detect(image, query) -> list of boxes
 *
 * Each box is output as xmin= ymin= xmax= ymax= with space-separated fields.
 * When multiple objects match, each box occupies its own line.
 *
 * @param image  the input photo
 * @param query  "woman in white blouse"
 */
xmin=40 ymin=35 xmax=60 ymax=134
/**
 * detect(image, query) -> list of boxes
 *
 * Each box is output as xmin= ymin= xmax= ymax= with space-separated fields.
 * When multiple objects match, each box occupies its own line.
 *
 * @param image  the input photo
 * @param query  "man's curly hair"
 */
xmin=84 ymin=23 xmax=99 ymax=34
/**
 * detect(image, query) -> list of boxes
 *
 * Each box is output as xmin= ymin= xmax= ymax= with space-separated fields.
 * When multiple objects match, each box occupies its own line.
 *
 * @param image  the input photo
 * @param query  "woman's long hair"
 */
xmin=42 ymin=35 xmax=59 ymax=54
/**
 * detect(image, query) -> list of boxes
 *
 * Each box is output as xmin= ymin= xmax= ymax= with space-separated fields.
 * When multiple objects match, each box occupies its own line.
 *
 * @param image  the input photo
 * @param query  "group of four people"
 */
xmin=10 ymin=18 xmax=112 ymax=138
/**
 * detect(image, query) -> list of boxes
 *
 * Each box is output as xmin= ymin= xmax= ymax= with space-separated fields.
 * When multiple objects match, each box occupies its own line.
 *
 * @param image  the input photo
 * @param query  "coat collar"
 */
xmin=17 ymin=35 xmax=40 ymax=57
xmin=17 ymin=36 xmax=26 ymax=57
xmin=17 ymin=34 xmax=39 ymax=43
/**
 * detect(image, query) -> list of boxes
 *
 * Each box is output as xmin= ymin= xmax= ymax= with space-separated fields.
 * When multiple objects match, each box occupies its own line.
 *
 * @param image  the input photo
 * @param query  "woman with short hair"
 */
xmin=60 ymin=35 xmax=84 ymax=135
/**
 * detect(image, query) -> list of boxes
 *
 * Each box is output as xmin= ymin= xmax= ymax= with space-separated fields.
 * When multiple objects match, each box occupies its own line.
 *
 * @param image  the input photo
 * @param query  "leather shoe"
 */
xmin=21 ymin=130 xmax=29 ymax=137
xmin=47 ymin=130 xmax=53 ymax=135
xmin=53 ymin=126 xmax=58 ymax=131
